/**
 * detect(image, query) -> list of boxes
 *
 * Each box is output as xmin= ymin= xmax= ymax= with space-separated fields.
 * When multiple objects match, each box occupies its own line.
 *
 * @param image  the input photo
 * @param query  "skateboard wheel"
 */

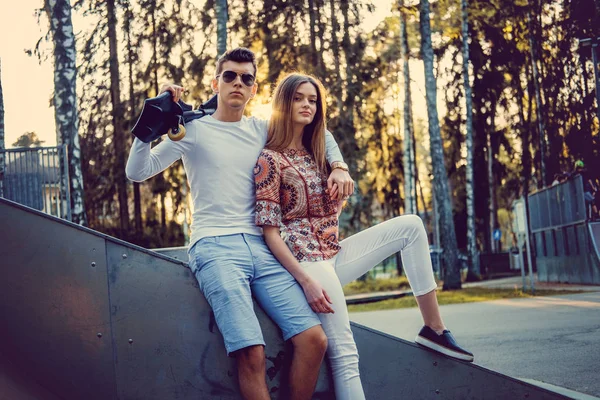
xmin=168 ymin=124 xmax=186 ymax=141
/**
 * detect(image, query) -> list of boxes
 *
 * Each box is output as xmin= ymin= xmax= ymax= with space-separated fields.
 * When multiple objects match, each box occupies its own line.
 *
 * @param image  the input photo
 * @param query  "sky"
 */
xmin=0 ymin=0 xmax=407 ymax=149
xmin=1 ymin=0 xmax=56 ymax=147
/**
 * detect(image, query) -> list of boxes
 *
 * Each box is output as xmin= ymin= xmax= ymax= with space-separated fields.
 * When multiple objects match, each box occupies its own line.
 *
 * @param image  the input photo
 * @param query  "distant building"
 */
xmin=3 ymin=147 xmax=64 ymax=218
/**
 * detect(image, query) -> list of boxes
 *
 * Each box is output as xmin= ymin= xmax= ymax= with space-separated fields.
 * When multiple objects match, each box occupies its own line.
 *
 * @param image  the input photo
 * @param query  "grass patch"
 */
xmin=347 ymin=287 xmax=583 ymax=313
xmin=343 ymin=276 xmax=411 ymax=295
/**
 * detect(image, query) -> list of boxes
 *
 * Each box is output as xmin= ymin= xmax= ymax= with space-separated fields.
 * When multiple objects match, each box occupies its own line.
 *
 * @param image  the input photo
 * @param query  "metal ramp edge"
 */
xmin=0 ymin=197 xmax=571 ymax=399
xmin=589 ymin=222 xmax=600 ymax=268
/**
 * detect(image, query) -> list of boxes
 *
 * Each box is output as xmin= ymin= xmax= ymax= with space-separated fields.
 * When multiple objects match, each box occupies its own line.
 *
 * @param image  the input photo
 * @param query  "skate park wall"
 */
xmin=0 ymin=197 xmax=570 ymax=400
xmin=528 ymin=176 xmax=600 ymax=284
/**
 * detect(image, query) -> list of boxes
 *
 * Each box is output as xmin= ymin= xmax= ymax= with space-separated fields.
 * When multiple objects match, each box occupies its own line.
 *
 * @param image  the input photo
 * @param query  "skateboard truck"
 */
xmin=131 ymin=92 xmax=218 ymax=143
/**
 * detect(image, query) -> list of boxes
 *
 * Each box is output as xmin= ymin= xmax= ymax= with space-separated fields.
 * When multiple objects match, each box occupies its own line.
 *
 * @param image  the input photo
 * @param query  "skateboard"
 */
xmin=131 ymin=92 xmax=218 ymax=143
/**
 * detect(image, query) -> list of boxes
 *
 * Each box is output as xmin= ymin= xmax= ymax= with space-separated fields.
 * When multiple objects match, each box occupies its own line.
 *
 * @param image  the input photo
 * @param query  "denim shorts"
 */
xmin=188 ymin=233 xmax=321 ymax=355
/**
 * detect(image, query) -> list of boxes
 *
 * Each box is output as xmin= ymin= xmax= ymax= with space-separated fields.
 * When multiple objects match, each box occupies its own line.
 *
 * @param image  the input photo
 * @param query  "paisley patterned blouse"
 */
xmin=254 ymin=148 xmax=341 ymax=262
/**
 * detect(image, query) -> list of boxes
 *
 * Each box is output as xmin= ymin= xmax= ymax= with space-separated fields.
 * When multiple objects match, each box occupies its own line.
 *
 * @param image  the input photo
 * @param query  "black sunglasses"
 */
xmin=217 ymin=70 xmax=256 ymax=87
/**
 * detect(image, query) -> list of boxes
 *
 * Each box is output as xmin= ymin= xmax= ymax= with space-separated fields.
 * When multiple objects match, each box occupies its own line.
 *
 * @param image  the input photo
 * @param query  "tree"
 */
xmin=106 ymin=0 xmax=130 ymax=237
xmin=399 ymin=0 xmax=416 ymax=215
xmin=216 ymin=0 xmax=228 ymax=55
xmin=528 ymin=7 xmax=546 ymax=187
xmin=420 ymin=0 xmax=461 ymax=289
xmin=0 ymin=59 xmax=4 ymax=198
xmin=461 ymin=0 xmax=479 ymax=279
xmin=44 ymin=0 xmax=87 ymax=225
xmin=307 ymin=0 xmax=319 ymax=72
xmin=124 ymin=1 xmax=143 ymax=238
xmin=12 ymin=132 xmax=45 ymax=148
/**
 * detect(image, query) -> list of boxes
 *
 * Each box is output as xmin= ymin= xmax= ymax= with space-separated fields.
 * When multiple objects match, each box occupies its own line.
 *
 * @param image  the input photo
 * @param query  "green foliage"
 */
xmin=343 ymin=276 xmax=411 ymax=295
xmin=12 ymin=132 xmax=45 ymax=148
xmin=34 ymin=0 xmax=600 ymax=252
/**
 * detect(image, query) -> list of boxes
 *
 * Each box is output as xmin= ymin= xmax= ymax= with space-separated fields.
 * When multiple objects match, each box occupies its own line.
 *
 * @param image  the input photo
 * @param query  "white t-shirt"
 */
xmin=126 ymin=115 xmax=344 ymax=252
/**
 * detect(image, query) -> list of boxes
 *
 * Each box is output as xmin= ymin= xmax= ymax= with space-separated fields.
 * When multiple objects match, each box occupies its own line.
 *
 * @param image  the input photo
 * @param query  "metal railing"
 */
xmin=528 ymin=175 xmax=587 ymax=233
xmin=0 ymin=145 xmax=71 ymax=220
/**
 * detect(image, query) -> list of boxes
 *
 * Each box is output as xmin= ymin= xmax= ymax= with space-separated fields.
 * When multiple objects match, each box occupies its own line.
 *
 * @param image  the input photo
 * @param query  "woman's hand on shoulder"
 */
xmin=301 ymin=277 xmax=334 ymax=314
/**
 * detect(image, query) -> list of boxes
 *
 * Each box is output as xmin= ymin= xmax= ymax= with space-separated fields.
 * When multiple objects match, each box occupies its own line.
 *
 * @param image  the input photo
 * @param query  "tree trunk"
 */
xmin=400 ymin=0 xmax=416 ymax=215
xmin=487 ymin=96 xmax=497 ymax=253
xmin=307 ymin=0 xmax=319 ymax=71
xmin=528 ymin=9 xmax=546 ymax=187
xmin=241 ymin=0 xmax=250 ymax=46
xmin=149 ymin=8 xmax=167 ymax=236
xmin=107 ymin=0 xmax=130 ymax=238
xmin=420 ymin=0 xmax=461 ymax=290
xmin=314 ymin=0 xmax=326 ymax=77
xmin=412 ymin=121 xmax=419 ymax=215
xmin=329 ymin=0 xmax=342 ymax=111
xmin=516 ymin=68 xmax=531 ymax=201
xmin=216 ymin=0 xmax=228 ymax=56
xmin=125 ymin=3 xmax=143 ymax=238
xmin=461 ymin=0 xmax=479 ymax=279
xmin=45 ymin=0 xmax=87 ymax=225
xmin=417 ymin=172 xmax=428 ymax=224
xmin=340 ymin=0 xmax=358 ymax=173
xmin=0 ymin=59 xmax=5 ymax=198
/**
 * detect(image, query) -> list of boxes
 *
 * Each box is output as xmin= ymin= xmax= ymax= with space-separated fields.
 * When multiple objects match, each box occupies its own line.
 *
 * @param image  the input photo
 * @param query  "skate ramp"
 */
xmin=0 ymin=197 xmax=571 ymax=399
xmin=589 ymin=222 xmax=600 ymax=283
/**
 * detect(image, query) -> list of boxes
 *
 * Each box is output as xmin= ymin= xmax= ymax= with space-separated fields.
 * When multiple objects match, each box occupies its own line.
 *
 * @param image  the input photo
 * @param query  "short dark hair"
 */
xmin=216 ymin=47 xmax=257 ymax=77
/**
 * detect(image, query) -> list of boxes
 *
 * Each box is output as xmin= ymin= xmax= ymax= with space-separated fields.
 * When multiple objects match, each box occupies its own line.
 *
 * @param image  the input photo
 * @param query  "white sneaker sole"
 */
xmin=415 ymin=335 xmax=474 ymax=362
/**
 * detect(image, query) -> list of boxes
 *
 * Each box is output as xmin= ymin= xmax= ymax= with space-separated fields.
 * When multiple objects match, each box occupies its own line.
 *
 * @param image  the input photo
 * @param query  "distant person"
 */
xmin=254 ymin=73 xmax=473 ymax=400
xmin=552 ymin=172 xmax=569 ymax=186
xmin=573 ymin=160 xmax=598 ymax=219
xmin=552 ymin=173 xmax=561 ymax=186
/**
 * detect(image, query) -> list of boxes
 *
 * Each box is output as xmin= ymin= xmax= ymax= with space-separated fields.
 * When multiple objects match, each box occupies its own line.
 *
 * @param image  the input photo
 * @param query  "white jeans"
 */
xmin=301 ymin=215 xmax=437 ymax=400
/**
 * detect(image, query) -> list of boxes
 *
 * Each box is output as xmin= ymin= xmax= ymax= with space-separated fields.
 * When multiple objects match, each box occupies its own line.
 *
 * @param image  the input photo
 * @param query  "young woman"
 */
xmin=254 ymin=73 xmax=473 ymax=399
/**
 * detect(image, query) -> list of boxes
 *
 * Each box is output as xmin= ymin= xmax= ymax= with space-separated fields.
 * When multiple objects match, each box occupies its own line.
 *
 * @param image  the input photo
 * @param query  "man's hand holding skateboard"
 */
xmin=131 ymin=84 xmax=217 ymax=143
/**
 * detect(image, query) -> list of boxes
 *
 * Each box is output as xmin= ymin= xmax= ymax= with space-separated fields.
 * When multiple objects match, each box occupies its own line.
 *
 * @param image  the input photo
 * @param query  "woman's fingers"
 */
xmin=311 ymin=297 xmax=334 ymax=313
xmin=329 ymin=183 xmax=339 ymax=200
xmin=312 ymin=303 xmax=326 ymax=314
xmin=345 ymin=181 xmax=353 ymax=198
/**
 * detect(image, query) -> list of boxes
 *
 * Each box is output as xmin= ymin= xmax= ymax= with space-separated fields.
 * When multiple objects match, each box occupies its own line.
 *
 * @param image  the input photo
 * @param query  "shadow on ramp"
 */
xmin=0 ymin=198 xmax=570 ymax=399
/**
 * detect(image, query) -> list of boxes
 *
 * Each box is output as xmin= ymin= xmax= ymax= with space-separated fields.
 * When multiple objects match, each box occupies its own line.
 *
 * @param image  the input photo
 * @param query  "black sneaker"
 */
xmin=415 ymin=326 xmax=474 ymax=362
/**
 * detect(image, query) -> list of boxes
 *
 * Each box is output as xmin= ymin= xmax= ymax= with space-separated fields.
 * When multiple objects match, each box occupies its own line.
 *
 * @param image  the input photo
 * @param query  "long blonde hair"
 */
xmin=266 ymin=73 xmax=328 ymax=172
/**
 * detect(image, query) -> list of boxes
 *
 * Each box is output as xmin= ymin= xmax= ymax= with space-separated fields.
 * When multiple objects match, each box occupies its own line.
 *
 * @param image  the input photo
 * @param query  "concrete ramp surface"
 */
xmin=0 ymin=198 xmax=570 ymax=399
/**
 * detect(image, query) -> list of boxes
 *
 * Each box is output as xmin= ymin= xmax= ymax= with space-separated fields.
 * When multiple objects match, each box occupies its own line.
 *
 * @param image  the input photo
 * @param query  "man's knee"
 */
xmin=235 ymin=345 xmax=266 ymax=374
xmin=291 ymin=326 xmax=328 ymax=356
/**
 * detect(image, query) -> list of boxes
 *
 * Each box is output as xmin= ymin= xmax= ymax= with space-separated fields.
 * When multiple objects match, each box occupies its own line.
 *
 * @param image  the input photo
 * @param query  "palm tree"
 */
xmin=44 ymin=0 xmax=87 ymax=225
xmin=420 ymin=0 xmax=461 ymax=289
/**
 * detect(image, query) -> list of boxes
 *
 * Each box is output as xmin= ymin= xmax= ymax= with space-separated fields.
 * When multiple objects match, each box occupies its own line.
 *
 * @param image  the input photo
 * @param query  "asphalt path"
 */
xmin=350 ymin=291 xmax=600 ymax=397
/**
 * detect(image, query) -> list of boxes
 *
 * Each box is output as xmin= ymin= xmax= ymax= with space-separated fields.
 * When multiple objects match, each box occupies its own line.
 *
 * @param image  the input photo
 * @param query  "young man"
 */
xmin=126 ymin=48 xmax=354 ymax=400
